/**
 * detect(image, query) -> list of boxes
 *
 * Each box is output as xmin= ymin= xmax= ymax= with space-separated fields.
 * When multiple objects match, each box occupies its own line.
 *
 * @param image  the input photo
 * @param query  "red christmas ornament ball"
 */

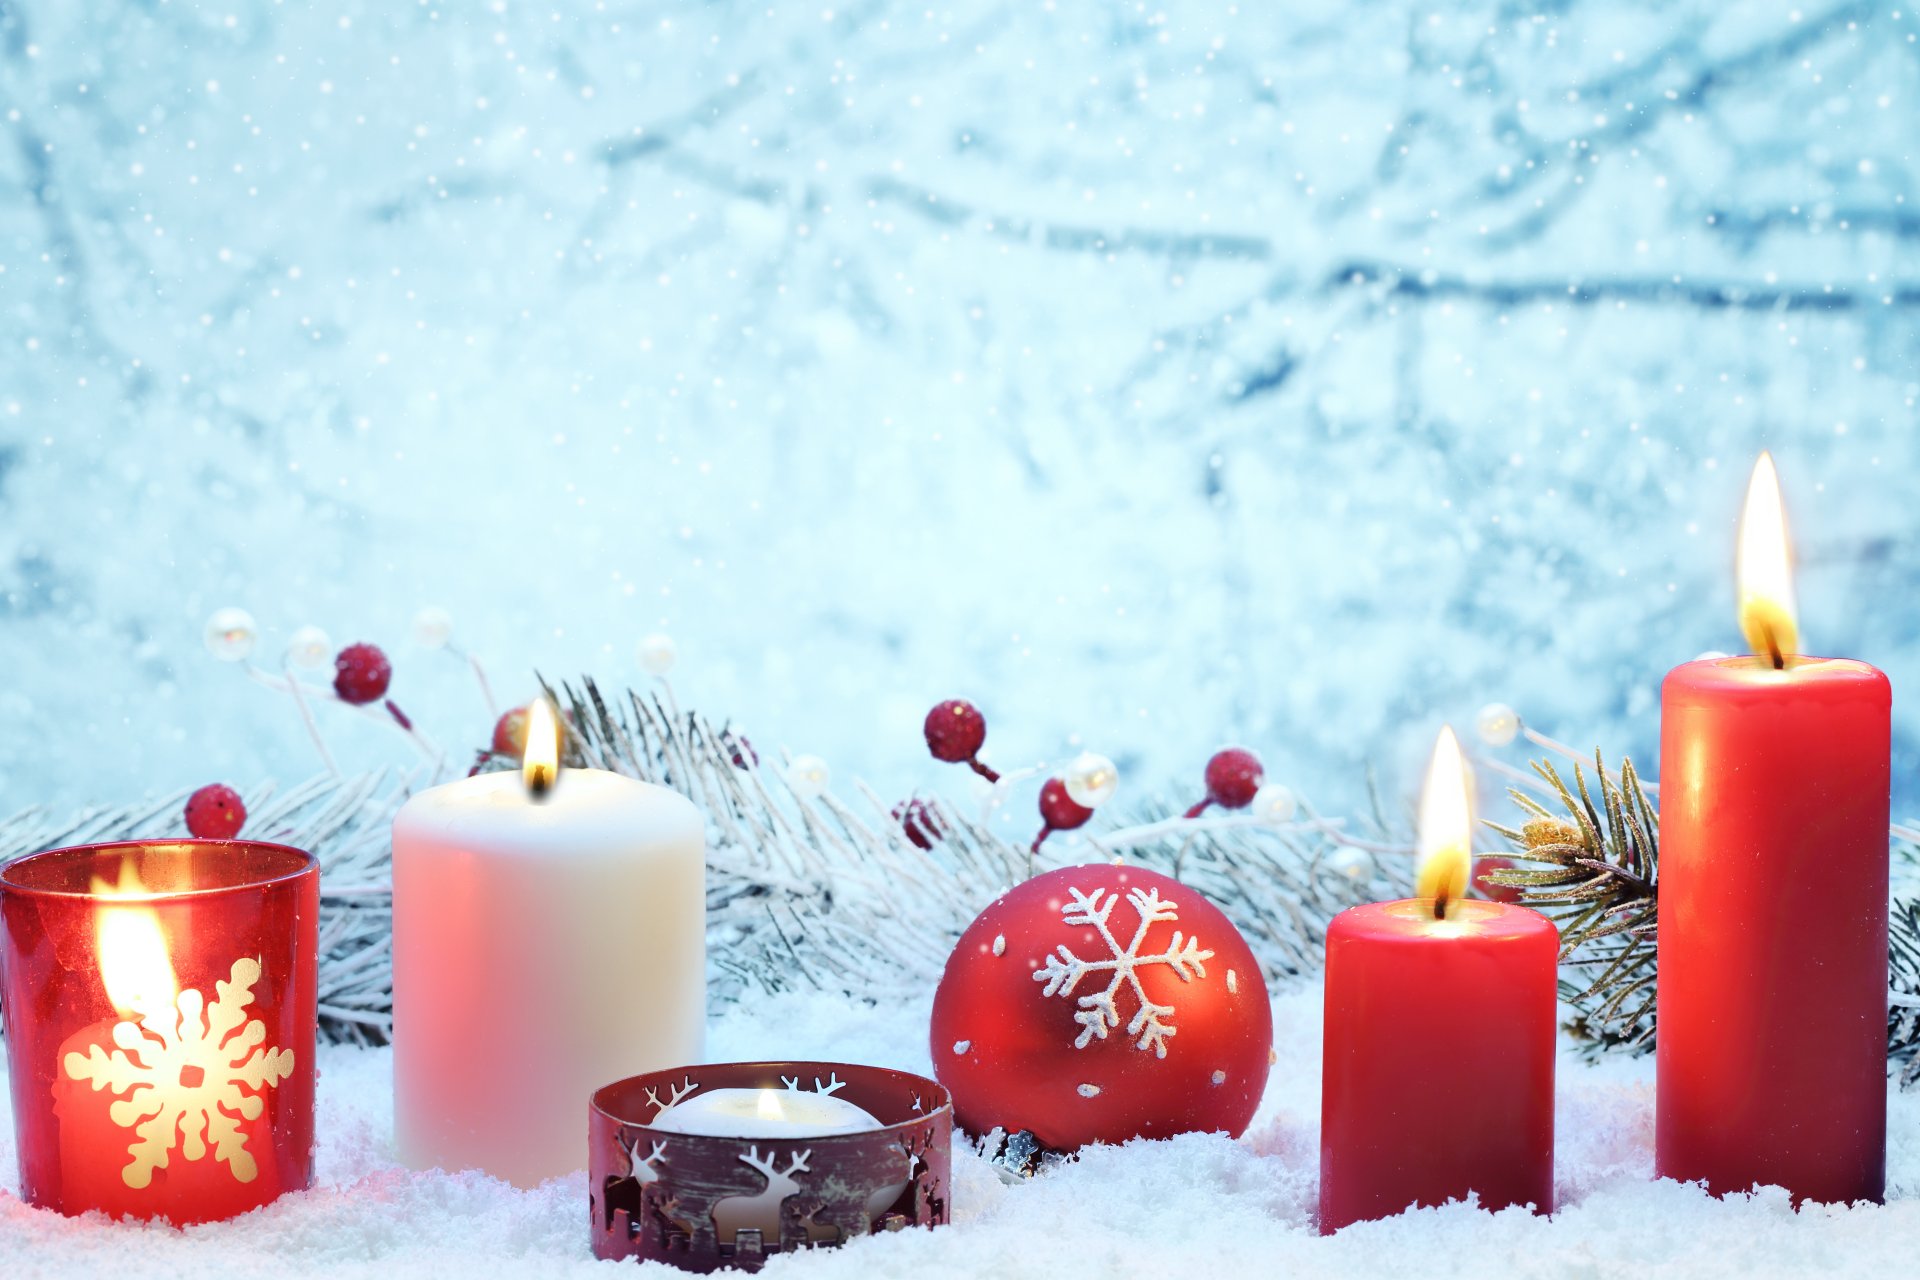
xmin=924 ymin=699 xmax=988 ymax=763
xmin=930 ymin=864 xmax=1272 ymax=1150
xmin=185 ymin=784 xmax=247 ymax=839
xmin=1037 ymin=777 xmax=1094 ymax=832
xmin=1204 ymin=747 xmax=1265 ymax=810
xmin=333 ymin=642 xmax=393 ymax=705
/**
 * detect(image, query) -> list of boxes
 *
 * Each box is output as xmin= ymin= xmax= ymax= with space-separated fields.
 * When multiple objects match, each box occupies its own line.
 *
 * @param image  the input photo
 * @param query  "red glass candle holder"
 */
xmin=1 ymin=840 xmax=319 ymax=1224
xmin=591 ymin=1061 xmax=951 ymax=1273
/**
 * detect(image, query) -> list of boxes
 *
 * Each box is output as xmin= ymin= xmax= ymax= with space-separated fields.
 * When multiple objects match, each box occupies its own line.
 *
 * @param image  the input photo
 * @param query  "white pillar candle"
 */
xmin=392 ymin=713 xmax=705 ymax=1189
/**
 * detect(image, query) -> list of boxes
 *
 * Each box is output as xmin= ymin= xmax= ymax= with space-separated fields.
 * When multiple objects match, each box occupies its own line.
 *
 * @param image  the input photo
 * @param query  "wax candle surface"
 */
xmin=652 ymin=1088 xmax=884 ymax=1138
xmin=1657 ymin=655 xmax=1890 ymax=1204
xmin=392 ymin=767 xmax=706 ymax=1188
xmin=1319 ymin=898 xmax=1557 ymax=1234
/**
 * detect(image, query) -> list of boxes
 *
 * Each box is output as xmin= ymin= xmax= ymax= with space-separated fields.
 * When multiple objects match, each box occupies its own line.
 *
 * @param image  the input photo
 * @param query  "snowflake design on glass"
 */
xmin=1032 ymin=885 xmax=1215 ymax=1058
xmin=63 ymin=957 xmax=296 ymax=1189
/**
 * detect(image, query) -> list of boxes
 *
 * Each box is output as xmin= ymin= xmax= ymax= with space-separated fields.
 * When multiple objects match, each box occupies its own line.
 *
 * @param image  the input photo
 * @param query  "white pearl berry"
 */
xmin=285 ymin=625 xmax=332 ymax=671
xmin=1252 ymin=782 xmax=1297 ymax=823
xmin=786 ymin=754 xmax=830 ymax=798
xmin=1062 ymin=751 xmax=1119 ymax=809
xmin=203 ymin=607 xmax=258 ymax=662
xmin=1325 ymin=845 xmax=1374 ymax=881
xmin=1475 ymin=702 xmax=1521 ymax=747
xmin=637 ymin=633 xmax=678 ymax=676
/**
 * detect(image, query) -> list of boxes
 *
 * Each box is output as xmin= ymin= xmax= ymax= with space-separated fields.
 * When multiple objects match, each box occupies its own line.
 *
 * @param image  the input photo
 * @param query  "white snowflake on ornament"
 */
xmin=63 ymin=957 xmax=296 ymax=1189
xmin=1033 ymin=886 xmax=1214 ymax=1058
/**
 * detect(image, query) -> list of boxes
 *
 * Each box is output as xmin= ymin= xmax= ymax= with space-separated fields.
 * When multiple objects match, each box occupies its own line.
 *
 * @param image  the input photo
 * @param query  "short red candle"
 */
xmin=0 ymin=840 xmax=318 ymax=1223
xmin=1319 ymin=898 xmax=1557 ymax=1233
xmin=1656 ymin=656 xmax=1890 ymax=1204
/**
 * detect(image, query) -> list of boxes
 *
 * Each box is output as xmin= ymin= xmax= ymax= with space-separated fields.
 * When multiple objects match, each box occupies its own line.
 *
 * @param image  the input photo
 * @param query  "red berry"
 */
xmin=924 ymin=699 xmax=988 ymax=763
xmin=893 ymin=797 xmax=949 ymax=850
xmin=1038 ymin=777 xmax=1094 ymax=832
xmin=185 ymin=784 xmax=247 ymax=839
xmin=1474 ymin=855 xmax=1528 ymax=905
xmin=725 ymin=732 xmax=759 ymax=769
xmin=1204 ymin=747 xmax=1265 ymax=810
xmin=333 ymin=642 xmax=392 ymax=705
xmin=492 ymin=705 xmax=533 ymax=757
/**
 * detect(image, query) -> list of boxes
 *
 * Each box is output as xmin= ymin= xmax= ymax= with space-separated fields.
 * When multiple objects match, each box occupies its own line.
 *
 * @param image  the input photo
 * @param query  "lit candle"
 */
xmin=651 ymin=1087 xmax=886 ymax=1139
xmin=391 ymin=698 xmax=707 ymax=1188
xmin=650 ymin=1083 xmax=896 ymax=1245
xmin=0 ymin=840 xmax=319 ymax=1224
xmin=1318 ymin=727 xmax=1557 ymax=1233
xmin=1656 ymin=453 xmax=1890 ymax=1204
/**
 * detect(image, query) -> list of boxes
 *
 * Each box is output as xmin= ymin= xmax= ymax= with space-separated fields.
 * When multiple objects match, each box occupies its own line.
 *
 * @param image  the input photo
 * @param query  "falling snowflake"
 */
xmin=63 ymin=956 xmax=296 ymax=1189
xmin=1032 ymin=885 xmax=1214 ymax=1058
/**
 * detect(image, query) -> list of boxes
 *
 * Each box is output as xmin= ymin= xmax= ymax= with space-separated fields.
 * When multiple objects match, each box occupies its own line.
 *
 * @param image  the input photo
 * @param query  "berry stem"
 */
xmin=1183 ymin=798 xmax=1212 ymax=819
xmin=245 ymin=664 xmax=442 ymax=769
xmin=968 ymin=756 xmax=1002 ymax=784
xmin=267 ymin=661 xmax=339 ymax=777
xmin=455 ymin=646 xmax=501 ymax=720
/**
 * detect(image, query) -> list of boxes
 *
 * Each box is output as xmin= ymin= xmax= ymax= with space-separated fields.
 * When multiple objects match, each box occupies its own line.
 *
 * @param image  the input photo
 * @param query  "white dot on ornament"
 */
xmin=203 ymin=607 xmax=258 ymax=662
xmin=1227 ymin=969 xmax=1238 ymax=995
xmin=1476 ymin=701 xmax=1521 ymax=747
xmin=1061 ymin=751 xmax=1119 ymax=808
xmin=637 ymin=632 xmax=677 ymax=676
xmin=1211 ymin=1070 xmax=1227 ymax=1086
xmin=992 ymin=934 xmax=1005 ymax=957
xmin=1252 ymin=782 xmax=1297 ymax=823
xmin=1076 ymin=1084 xmax=1101 ymax=1099
xmin=1326 ymin=845 xmax=1374 ymax=880
xmin=953 ymin=1040 xmax=970 ymax=1055
xmin=285 ymin=624 xmax=331 ymax=670
xmin=412 ymin=606 xmax=454 ymax=649
xmin=786 ymin=754 xmax=830 ymax=798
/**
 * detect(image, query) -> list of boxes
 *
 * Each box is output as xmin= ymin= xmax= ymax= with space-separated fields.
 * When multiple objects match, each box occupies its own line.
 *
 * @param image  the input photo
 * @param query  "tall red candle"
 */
xmin=1656 ymin=656 xmax=1889 ymax=1203
xmin=1319 ymin=727 xmax=1558 ymax=1233
xmin=1655 ymin=452 xmax=1891 ymax=1206
xmin=0 ymin=840 xmax=318 ymax=1223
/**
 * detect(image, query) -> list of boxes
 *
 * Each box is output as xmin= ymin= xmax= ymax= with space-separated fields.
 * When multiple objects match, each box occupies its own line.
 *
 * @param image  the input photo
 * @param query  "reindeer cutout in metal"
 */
xmin=712 ymin=1146 xmax=813 ymax=1253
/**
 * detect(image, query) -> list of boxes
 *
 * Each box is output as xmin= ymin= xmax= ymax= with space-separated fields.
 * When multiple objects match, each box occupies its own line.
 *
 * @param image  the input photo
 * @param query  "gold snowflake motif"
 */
xmin=63 ymin=957 xmax=296 ymax=1189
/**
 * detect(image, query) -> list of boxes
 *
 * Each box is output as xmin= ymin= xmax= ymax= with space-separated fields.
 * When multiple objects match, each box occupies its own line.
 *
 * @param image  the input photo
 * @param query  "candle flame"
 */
xmin=1414 ymin=726 xmax=1473 ymax=920
xmin=756 ymin=1089 xmax=785 ymax=1122
xmin=523 ymin=697 xmax=559 ymax=797
xmin=1737 ymin=451 xmax=1797 ymax=669
xmin=93 ymin=859 xmax=177 ymax=1023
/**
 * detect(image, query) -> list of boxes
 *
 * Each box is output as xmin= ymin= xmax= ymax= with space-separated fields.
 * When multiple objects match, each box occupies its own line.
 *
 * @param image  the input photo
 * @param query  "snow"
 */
xmin=2 ymin=1 xmax=1918 ymax=830
xmin=5 ymin=984 xmax=1917 ymax=1278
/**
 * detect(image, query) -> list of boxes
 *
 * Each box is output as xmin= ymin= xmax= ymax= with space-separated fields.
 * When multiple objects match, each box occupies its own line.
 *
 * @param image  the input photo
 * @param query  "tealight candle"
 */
xmin=652 ymin=1087 xmax=886 ymax=1138
xmin=650 ymin=1082 xmax=896 ymax=1244
xmin=0 ymin=840 xmax=319 ymax=1224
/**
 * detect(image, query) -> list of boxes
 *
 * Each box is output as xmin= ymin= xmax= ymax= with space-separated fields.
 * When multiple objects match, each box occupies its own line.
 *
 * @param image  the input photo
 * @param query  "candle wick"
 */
xmin=1766 ymin=632 xmax=1786 ymax=670
xmin=527 ymin=768 xmax=555 ymax=801
xmin=1432 ymin=891 xmax=1449 ymax=922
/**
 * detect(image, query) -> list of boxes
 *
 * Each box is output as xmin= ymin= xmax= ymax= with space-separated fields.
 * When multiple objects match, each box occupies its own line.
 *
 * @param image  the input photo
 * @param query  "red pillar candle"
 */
xmin=0 ymin=840 xmax=318 ymax=1223
xmin=1656 ymin=454 xmax=1891 ymax=1204
xmin=1319 ymin=728 xmax=1557 ymax=1233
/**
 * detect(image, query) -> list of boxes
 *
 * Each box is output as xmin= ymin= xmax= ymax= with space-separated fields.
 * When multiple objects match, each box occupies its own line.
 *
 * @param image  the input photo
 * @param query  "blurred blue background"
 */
xmin=1 ymin=1 xmax=1915 ymax=825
